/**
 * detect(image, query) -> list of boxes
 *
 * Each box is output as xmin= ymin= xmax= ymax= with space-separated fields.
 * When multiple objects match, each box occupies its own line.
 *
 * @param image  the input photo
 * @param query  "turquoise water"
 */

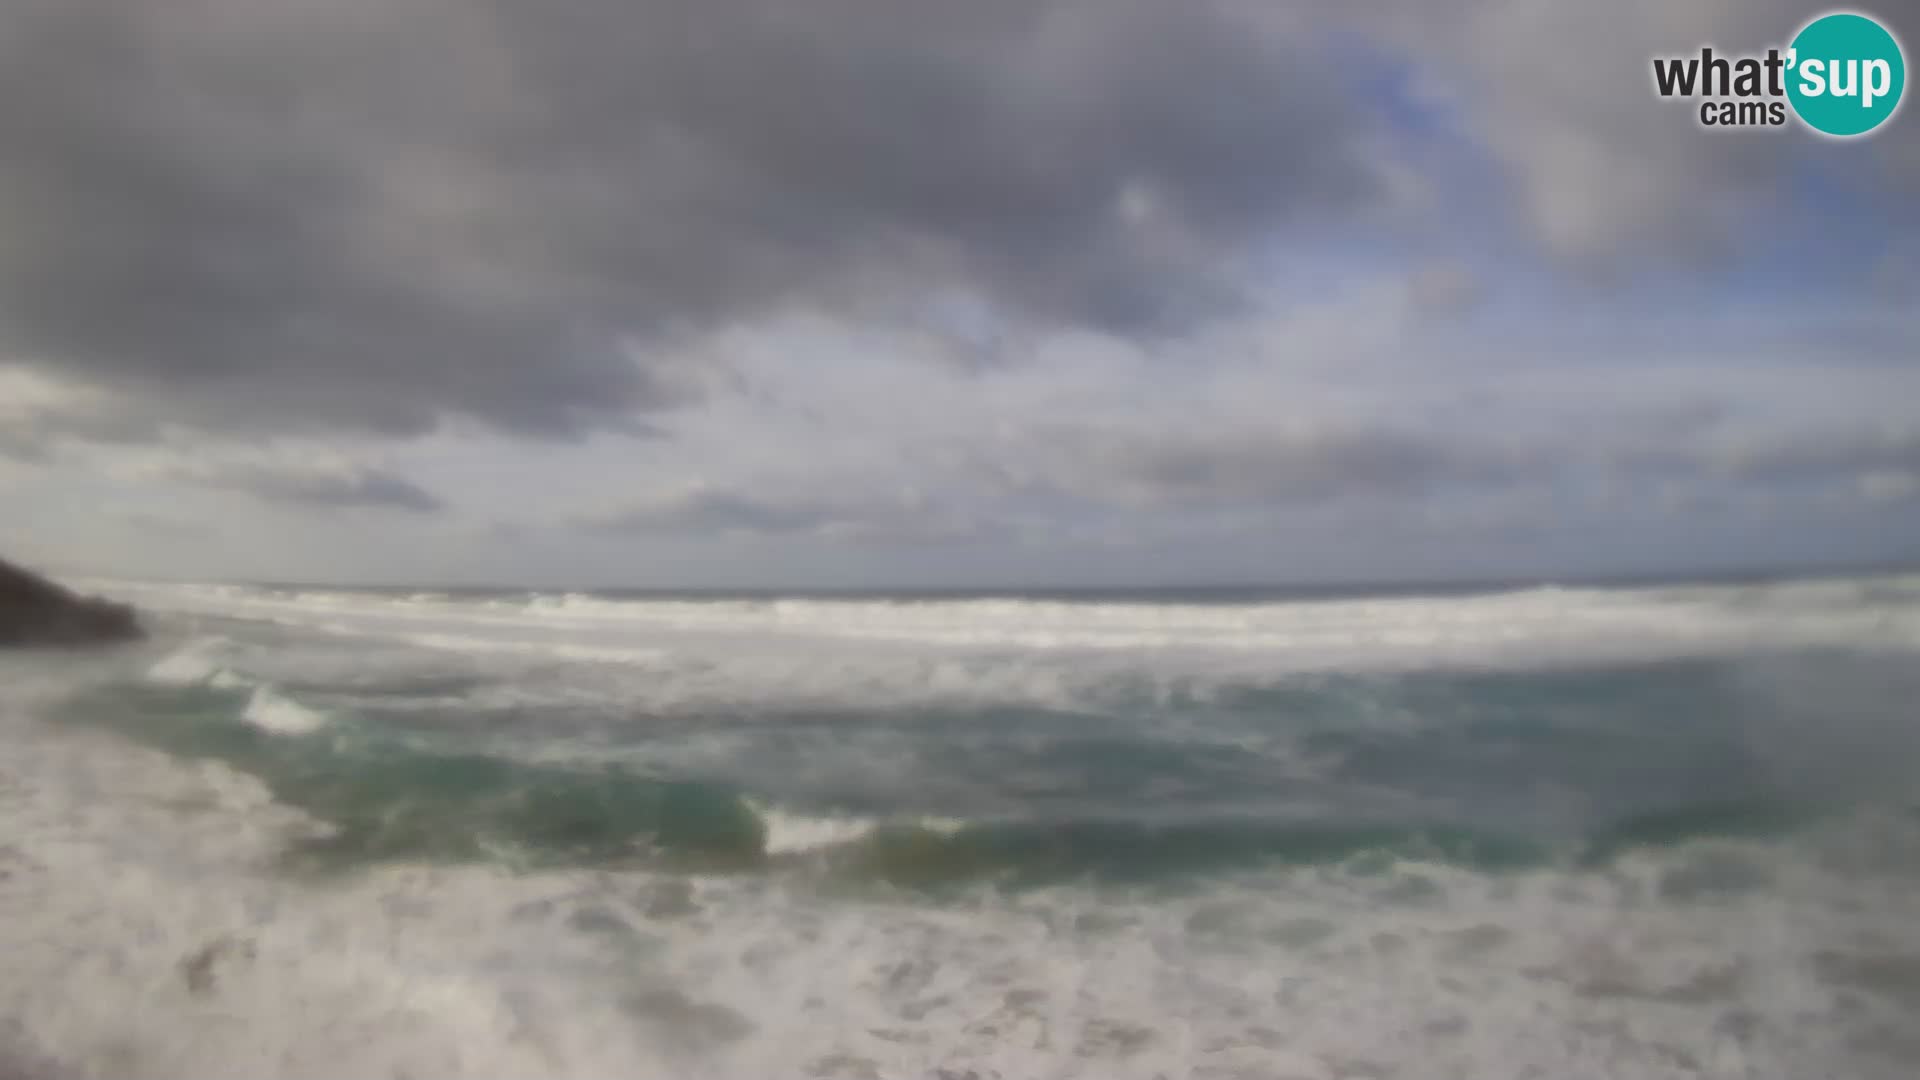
xmin=3 ymin=574 xmax=1918 ymax=1078
xmin=49 ymin=661 xmax=1826 ymax=881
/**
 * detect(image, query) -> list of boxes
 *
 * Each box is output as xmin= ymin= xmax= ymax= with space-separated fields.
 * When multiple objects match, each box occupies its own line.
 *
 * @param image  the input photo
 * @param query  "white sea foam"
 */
xmin=145 ymin=637 xmax=255 ymax=692
xmin=242 ymin=685 xmax=328 ymax=736
xmin=754 ymin=805 xmax=879 ymax=854
xmin=61 ymin=573 xmax=1920 ymax=723
xmin=6 ymin=626 xmax=1919 ymax=1080
xmin=145 ymin=639 xmax=230 ymax=686
xmin=82 ymin=573 xmax=1920 ymax=664
xmin=1 ymin=696 xmax=1913 ymax=1080
xmin=752 ymin=804 xmax=970 ymax=856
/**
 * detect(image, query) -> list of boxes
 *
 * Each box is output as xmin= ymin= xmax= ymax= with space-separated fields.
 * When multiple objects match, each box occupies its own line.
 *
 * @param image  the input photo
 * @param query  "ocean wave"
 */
xmin=221 ymin=771 xmax=1843 ymax=884
xmin=13 ymin=576 xmax=1920 ymax=1079
xmin=751 ymin=804 xmax=880 ymax=855
xmin=242 ymin=685 xmax=328 ymax=736
xmin=3 ymin=745 xmax=1906 ymax=1080
xmin=79 ymin=573 xmax=1920 ymax=682
xmin=144 ymin=638 xmax=233 ymax=686
xmin=143 ymin=640 xmax=325 ymax=736
xmin=37 ymin=682 xmax=1844 ymax=881
xmin=750 ymin=802 xmax=969 ymax=856
xmin=53 ymin=573 xmax=1920 ymax=730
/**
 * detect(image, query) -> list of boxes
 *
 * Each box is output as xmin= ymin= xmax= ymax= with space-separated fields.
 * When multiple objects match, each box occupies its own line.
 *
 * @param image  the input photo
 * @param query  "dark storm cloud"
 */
xmin=0 ymin=409 xmax=157 ymax=463
xmin=1712 ymin=429 xmax=1920 ymax=487
xmin=0 ymin=0 xmax=1383 ymax=438
xmin=563 ymin=425 xmax=1543 ymax=547
xmin=979 ymin=424 xmax=1531 ymax=509
xmin=580 ymin=482 xmax=990 ymax=543
xmin=1606 ymin=425 xmax=1920 ymax=489
xmin=163 ymin=459 xmax=446 ymax=513
xmin=583 ymin=487 xmax=847 ymax=537
xmin=714 ymin=416 xmax=1920 ymax=542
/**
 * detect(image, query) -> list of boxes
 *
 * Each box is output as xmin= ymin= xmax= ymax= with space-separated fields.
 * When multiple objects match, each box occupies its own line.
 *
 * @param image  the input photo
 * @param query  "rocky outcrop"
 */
xmin=0 ymin=558 xmax=141 ymax=646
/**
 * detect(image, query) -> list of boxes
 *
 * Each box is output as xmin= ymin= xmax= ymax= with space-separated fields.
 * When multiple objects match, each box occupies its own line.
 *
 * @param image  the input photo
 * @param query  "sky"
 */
xmin=2 ymin=0 xmax=1919 ymax=588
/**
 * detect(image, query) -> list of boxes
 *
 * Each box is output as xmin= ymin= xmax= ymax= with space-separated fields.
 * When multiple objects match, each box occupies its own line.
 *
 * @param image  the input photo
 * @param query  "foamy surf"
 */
xmin=81 ymin=573 xmax=1920 ymax=689
xmin=752 ymin=805 xmax=876 ymax=854
xmin=752 ymin=803 xmax=968 ymax=856
xmin=241 ymin=685 xmax=328 ymax=736
xmin=145 ymin=639 xmax=230 ymax=686
xmin=8 ymin=571 xmax=1920 ymax=1079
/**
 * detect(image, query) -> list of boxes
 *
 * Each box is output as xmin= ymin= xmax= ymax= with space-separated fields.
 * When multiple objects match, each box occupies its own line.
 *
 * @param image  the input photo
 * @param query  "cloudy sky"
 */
xmin=3 ymin=0 xmax=1918 ymax=588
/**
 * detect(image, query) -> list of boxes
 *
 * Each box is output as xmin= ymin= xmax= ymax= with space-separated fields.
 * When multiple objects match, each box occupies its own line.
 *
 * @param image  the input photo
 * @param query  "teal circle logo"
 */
xmin=1787 ymin=12 xmax=1905 ymax=136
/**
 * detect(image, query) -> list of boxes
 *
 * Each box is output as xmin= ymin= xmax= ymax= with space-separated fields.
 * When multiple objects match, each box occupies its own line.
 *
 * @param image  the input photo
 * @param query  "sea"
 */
xmin=2 ymin=572 xmax=1918 ymax=1079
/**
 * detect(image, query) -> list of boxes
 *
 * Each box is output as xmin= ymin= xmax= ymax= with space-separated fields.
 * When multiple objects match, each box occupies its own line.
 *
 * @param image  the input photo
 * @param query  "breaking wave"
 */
xmin=10 ymin=571 xmax=1918 ymax=1078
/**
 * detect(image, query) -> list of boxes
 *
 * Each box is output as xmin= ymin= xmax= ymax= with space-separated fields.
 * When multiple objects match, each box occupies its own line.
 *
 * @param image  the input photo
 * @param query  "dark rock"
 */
xmin=0 ymin=557 xmax=142 ymax=647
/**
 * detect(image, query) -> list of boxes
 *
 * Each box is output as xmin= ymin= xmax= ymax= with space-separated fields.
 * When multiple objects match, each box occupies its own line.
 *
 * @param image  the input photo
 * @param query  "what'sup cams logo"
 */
xmin=1652 ymin=10 xmax=1905 ymax=136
